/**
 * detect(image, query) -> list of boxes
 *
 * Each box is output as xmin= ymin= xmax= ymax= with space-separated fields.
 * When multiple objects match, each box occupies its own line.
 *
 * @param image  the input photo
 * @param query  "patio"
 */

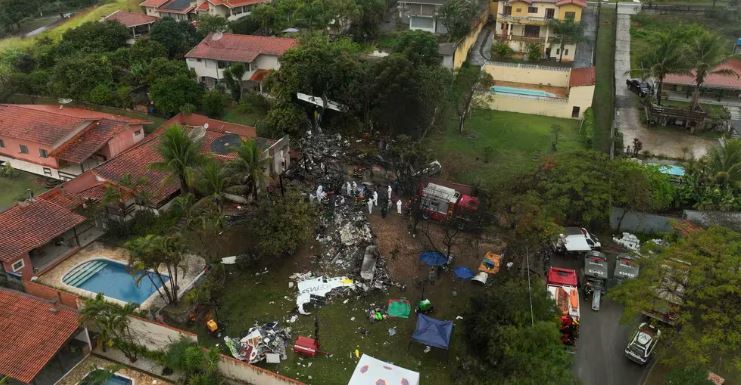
xmin=30 ymin=223 xmax=105 ymax=275
xmin=56 ymin=355 xmax=173 ymax=385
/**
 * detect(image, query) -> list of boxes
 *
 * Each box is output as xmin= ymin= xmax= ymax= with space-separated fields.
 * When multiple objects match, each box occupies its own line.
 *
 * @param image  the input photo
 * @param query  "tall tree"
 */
xmin=79 ymin=294 xmax=139 ymax=361
xmin=549 ymin=19 xmax=584 ymax=63
xmin=222 ymin=63 xmax=246 ymax=101
xmin=613 ymin=161 xmax=675 ymax=230
xmin=683 ymin=31 xmax=738 ymax=114
xmin=631 ymin=31 xmax=685 ymax=105
xmin=227 ymin=139 xmax=270 ymax=200
xmin=149 ymin=75 xmax=203 ymax=116
xmin=152 ymin=124 xmax=205 ymax=194
xmin=394 ymin=30 xmax=441 ymax=67
xmin=149 ymin=17 xmax=202 ymax=58
xmin=248 ymin=189 xmax=317 ymax=257
xmin=56 ymin=21 xmax=130 ymax=55
xmin=163 ymin=338 xmax=224 ymax=385
xmin=612 ymin=227 xmax=741 ymax=374
xmin=439 ymin=0 xmax=478 ymax=42
xmin=51 ymin=54 xmax=114 ymax=101
xmin=349 ymin=0 xmax=385 ymax=42
xmin=706 ymin=138 xmax=741 ymax=190
xmin=126 ymin=234 xmax=187 ymax=305
xmin=196 ymin=14 xmax=229 ymax=35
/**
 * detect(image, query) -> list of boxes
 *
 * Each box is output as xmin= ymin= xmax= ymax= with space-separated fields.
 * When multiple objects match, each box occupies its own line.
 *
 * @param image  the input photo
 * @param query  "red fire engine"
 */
xmin=417 ymin=181 xmax=479 ymax=222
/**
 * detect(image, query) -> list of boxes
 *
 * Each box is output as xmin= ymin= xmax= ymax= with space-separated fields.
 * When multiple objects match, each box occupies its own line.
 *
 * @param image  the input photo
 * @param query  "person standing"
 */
xmin=372 ymin=190 xmax=379 ymax=206
xmin=396 ymin=199 xmax=403 ymax=215
xmin=367 ymin=197 xmax=374 ymax=214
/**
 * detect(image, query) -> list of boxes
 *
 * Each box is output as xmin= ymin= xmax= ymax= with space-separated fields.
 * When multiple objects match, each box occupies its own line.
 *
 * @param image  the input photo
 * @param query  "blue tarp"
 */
xmin=453 ymin=266 xmax=474 ymax=280
xmin=419 ymin=251 xmax=447 ymax=266
xmin=411 ymin=314 xmax=453 ymax=350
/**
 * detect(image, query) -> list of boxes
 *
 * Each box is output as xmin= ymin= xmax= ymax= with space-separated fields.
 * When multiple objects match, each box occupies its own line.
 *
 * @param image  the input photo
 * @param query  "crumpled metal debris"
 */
xmin=224 ymin=321 xmax=291 ymax=363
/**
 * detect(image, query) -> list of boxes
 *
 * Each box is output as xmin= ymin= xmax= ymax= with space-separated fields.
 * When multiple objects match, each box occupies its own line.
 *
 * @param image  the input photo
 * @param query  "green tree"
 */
xmin=196 ymin=14 xmax=229 ymax=35
xmin=349 ymin=0 xmax=385 ymax=42
xmin=149 ymin=17 xmax=202 ymax=58
xmin=261 ymin=101 xmax=307 ymax=137
xmin=683 ymin=31 xmax=738 ymax=116
xmin=52 ymin=54 xmax=114 ymax=101
xmin=462 ymin=276 xmax=575 ymax=385
xmin=612 ymin=227 xmax=741 ymax=374
xmin=56 ymin=21 xmax=130 ymax=55
xmin=227 ymin=139 xmax=270 ymax=200
xmin=200 ymin=89 xmax=227 ymax=117
xmin=126 ymin=234 xmax=187 ymax=305
xmin=162 ymin=338 xmax=224 ymax=385
xmin=79 ymin=294 xmax=139 ymax=361
xmin=144 ymin=57 xmax=192 ymax=86
xmin=248 ymin=189 xmax=317 ymax=257
xmin=325 ymin=0 xmax=360 ymax=34
xmin=0 ymin=0 xmax=41 ymax=31
xmin=439 ymin=0 xmax=478 ymax=42
xmin=222 ymin=62 xmax=246 ymax=101
xmin=79 ymin=366 xmax=125 ymax=385
xmin=491 ymin=40 xmax=514 ymax=60
xmin=129 ymin=39 xmax=168 ymax=65
xmin=526 ymin=42 xmax=542 ymax=62
xmin=706 ymin=138 xmax=741 ymax=190
xmin=152 ymin=124 xmax=206 ymax=194
xmin=196 ymin=159 xmax=228 ymax=205
xmin=549 ymin=18 xmax=583 ymax=63
xmin=664 ymin=367 xmax=714 ymax=385
xmin=150 ymin=75 xmax=204 ymax=115
xmin=394 ymin=30 xmax=441 ymax=66
xmin=631 ymin=31 xmax=685 ymax=105
xmin=613 ymin=161 xmax=675 ymax=230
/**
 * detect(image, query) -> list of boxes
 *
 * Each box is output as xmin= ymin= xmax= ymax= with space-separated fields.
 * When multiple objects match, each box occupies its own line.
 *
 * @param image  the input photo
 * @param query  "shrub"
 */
xmin=491 ymin=41 xmax=514 ymax=60
xmin=0 ymin=162 xmax=18 ymax=178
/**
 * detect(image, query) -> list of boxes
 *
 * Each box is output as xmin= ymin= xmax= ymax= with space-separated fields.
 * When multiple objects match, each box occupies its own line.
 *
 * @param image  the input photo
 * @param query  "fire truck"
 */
xmin=547 ymin=267 xmax=580 ymax=345
xmin=416 ymin=181 xmax=479 ymax=226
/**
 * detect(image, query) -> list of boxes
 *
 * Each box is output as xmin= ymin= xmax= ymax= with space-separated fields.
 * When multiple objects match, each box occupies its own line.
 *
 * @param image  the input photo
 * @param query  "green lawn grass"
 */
xmin=0 ymin=0 xmax=143 ymax=53
xmin=222 ymin=103 xmax=268 ymax=128
xmin=0 ymin=171 xmax=49 ymax=210
xmin=593 ymin=7 xmax=616 ymax=153
xmin=429 ymin=109 xmax=583 ymax=185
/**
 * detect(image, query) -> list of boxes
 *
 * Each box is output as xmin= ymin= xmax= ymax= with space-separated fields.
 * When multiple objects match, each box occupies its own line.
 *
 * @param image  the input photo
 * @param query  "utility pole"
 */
xmin=525 ymin=246 xmax=534 ymax=326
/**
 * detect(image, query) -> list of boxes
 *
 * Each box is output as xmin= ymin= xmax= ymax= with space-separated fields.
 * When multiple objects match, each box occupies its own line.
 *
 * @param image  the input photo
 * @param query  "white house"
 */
xmin=140 ymin=0 xmax=268 ymax=21
xmin=185 ymin=33 xmax=297 ymax=90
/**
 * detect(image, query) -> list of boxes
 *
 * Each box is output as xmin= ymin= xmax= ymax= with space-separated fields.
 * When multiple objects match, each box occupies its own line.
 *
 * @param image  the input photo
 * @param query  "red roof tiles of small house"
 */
xmin=664 ymin=58 xmax=741 ymax=91
xmin=0 ymin=289 xmax=80 ymax=384
xmin=0 ymin=199 xmax=86 ymax=262
xmin=50 ymin=120 xmax=137 ymax=164
xmin=556 ymin=0 xmax=587 ymax=7
xmin=104 ymin=10 xmax=159 ymax=28
xmin=185 ymin=33 xmax=297 ymax=63
xmin=37 ymin=188 xmax=85 ymax=210
xmin=196 ymin=1 xmax=210 ymax=10
xmin=139 ymin=0 xmax=169 ymax=7
xmin=208 ymin=0 xmax=270 ymax=7
xmin=569 ymin=66 xmax=596 ymax=87
xmin=162 ymin=113 xmax=257 ymax=138
xmin=0 ymin=104 xmax=146 ymax=147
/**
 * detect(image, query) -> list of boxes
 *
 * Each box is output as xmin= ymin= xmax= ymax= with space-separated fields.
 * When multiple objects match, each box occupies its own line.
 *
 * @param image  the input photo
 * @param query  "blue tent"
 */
xmin=453 ymin=266 xmax=474 ymax=280
xmin=419 ymin=251 xmax=447 ymax=266
xmin=411 ymin=314 xmax=453 ymax=350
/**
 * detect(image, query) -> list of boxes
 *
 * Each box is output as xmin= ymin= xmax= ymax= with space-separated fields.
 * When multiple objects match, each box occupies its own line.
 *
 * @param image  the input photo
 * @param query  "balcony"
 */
xmin=497 ymin=13 xmax=552 ymax=25
xmin=495 ymin=33 xmax=548 ymax=44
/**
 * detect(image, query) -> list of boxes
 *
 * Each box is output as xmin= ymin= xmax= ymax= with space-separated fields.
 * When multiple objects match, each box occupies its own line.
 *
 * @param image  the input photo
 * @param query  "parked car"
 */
xmin=626 ymin=79 xmax=651 ymax=97
xmin=614 ymin=254 xmax=640 ymax=283
xmin=625 ymin=322 xmax=661 ymax=365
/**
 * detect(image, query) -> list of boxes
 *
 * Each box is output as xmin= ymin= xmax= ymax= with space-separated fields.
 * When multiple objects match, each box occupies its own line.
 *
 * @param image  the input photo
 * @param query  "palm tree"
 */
xmin=151 ymin=125 xmax=205 ymax=194
xmin=79 ymin=294 xmax=138 ymax=361
xmin=548 ymin=19 xmax=583 ymax=63
xmin=227 ymin=139 xmax=270 ymax=201
xmin=126 ymin=234 xmax=186 ymax=305
xmin=223 ymin=63 xmax=246 ymax=101
xmin=196 ymin=159 xmax=228 ymax=206
xmin=707 ymin=138 xmax=741 ymax=190
xmin=80 ymin=365 xmax=124 ymax=385
xmin=683 ymin=31 xmax=739 ymax=114
xmin=630 ymin=31 xmax=685 ymax=105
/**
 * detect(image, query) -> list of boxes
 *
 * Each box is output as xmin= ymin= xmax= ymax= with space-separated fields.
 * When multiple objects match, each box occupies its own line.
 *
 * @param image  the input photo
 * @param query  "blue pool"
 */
xmin=81 ymin=370 xmax=132 ymax=385
xmin=491 ymin=85 xmax=557 ymax=98
xmin=658 ymin=164 xmax=686 ymax=177
xmin=63 ymin=259 xmax=168 ymax=304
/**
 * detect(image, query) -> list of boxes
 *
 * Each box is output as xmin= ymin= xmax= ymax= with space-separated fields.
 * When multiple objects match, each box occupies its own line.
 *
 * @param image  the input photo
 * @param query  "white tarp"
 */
xmin=296 ymin=276 xmax=354 ymax=315
xmin=562 ymin=235 xmax=591 ymax=252
xmin=348 ymin=354 xmax=420 ymax=385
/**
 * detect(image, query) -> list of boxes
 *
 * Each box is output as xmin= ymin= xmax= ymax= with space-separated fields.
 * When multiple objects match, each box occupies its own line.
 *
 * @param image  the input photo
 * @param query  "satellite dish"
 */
xmin=189 ymin=126 xmax=207 ymax=142
xmin=203 ymin=122 xmax=209 ymax=130
xmin=212 ymin=32 xmax=223 ymax=41
xmin=58 ymin=98 xmax=73 ymax=108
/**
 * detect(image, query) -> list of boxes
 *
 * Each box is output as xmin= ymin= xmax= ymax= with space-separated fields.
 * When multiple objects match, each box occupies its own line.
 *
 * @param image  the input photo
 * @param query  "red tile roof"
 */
xmin=0 ymin=289 xmax=80 ymax=384
xmin=185 ymin=33 xmax=297 ymax=63
xmin=104 ymin=10 xmax=159 ymax=28
xmin=0 ymin=104 xmax=146 ymax=147
xmin=37 ymin=188 xmax=84 ymax=210
xmin=569 ymin=66 xmax=596 ymax=87
xmin=664 ymin=58 xmax=741 ymax=91
xmin=163 ymin=113 xmax=257 ymax=138
xmin=51 ymin=120 xmax=135 ymax=163
xmin=555 ymin=0 xmax=587 ymax=7
xmin=207 ymin=0 xmax=270 ymax=7
xmin=139 ymin=0 xmax=169 ymax=7
xmin=0 ymin=199 xmax=86 ymax=262
xmin=250 ymin=68 xmax=272 ymax=82
xmin=196 ymin=1 xmax=210 ymax=10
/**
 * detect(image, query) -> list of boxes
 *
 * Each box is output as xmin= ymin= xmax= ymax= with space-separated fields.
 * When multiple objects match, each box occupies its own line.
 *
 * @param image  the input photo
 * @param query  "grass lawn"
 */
xmin=179 ymin=237 xmax=479 ymax=385
xmin=222 ymin=103 xmax=268 ymax=128
xmin=429 ymin=109 xmax=584 ymax=185
xmin=0 ymin=171 xmax=49 ymax=210
xmin=593 ymin=6 xmax=616 ymax=153
xmin=0 ymin=0 xmax=143 ymax=53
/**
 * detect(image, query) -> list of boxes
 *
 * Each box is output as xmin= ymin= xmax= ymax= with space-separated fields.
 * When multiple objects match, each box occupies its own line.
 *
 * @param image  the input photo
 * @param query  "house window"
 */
xmin=19 ymin=144 xmax=28 ymax=154
xmin=197 ymin=58 xmax=202 ymax=62
xmin=218 ymin=61 xmax=228 ymax=69
xmin=545 ymin=8 xmax=555 ymax=19
xmin=503 ymin=5 xmax=511 ymax=15
xmin=527 ymin=6 xmax=537 ymax=13
xmin=571 ymin=106 xmax=581 ymax=118
xmin=524 ymin=25 xmax=540 ymax=37
xmin=565 ymin=11 xmax=576 ymax=20
xmin=11 ymin=259 xmax=24 ymax=272
xmin=39 ymin=149 xmax=48 ymax=158
xmin=0 ymin=139 xmax=4 ymax=148
xmin=564 ymin=49 xmax=569 ymax=56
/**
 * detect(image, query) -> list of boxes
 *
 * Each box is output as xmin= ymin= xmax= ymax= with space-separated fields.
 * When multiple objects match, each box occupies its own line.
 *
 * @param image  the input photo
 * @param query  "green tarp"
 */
xmin=387 ymin=298 xmax=411 ymax=318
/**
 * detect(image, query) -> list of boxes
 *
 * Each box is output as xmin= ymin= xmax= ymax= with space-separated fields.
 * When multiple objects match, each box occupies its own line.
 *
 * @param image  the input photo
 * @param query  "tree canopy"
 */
xmin=612 ymin=227 xmax=741 ymax=375
xmin=149 ymin=17 xmax=202 ymax=58
xmin=248 ymin=189 xmax=317 ymax=257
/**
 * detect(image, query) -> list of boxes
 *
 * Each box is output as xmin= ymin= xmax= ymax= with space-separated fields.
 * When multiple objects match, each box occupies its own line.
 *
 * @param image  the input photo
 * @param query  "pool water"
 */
xmin=63 ymin=259 xmax=168 ymax=305
xmin=491 ymin=85 xmax=557 ymax=98
xmin=658 ymin=164 xmax=686 ymax=177
xmin=81 ymin=370 xmax=132 ymax=385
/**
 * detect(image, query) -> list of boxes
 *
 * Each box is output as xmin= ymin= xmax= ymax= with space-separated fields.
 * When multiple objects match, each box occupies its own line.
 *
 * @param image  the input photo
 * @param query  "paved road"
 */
xmin=574 ymin=4 xmax=597 ymax=68
xmin=551 ymin=252 xmax=651 ymax=385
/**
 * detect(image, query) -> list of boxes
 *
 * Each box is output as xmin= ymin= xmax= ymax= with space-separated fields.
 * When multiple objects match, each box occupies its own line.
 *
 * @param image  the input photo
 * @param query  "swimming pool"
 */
xmin=658 ymin=164 xmax=686 ymax=177
xmin=63 ymin=259 xmax=168 ymax=305
xmin=81 ymin=370 xmax=132 ymax=385
xmin=491 ymin=85 xmax=557 ymax=98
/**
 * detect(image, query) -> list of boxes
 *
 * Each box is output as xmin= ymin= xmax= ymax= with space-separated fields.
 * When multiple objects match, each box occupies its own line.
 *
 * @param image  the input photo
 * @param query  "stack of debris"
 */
xmin=224 ymin=322 xmax=291 ymax=364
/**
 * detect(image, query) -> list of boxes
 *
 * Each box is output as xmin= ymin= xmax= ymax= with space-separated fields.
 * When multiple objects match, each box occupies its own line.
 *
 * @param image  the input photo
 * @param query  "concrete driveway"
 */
xmin=614 ymin=3 xmax=714 ymax=160
xmin=551 ymin=251 xmax=652 ymax=385
xmin=574 ymin=4 xmax=597 ymax=68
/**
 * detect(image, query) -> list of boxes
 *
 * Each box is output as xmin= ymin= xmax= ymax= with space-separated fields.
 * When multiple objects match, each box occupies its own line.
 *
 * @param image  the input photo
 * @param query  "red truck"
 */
xmin=547 ymin=267 xmax=581 ymax=345
xmin=417 ymin=180 xmax=479 ymax=224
